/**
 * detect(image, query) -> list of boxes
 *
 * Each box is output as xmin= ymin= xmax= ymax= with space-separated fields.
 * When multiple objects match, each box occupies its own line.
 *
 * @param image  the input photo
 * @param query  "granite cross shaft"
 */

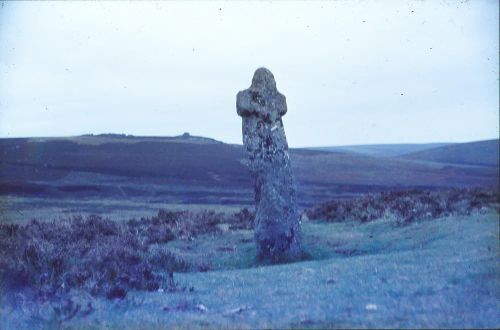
xmin=236 ymin=67 xmax=302 ymax=261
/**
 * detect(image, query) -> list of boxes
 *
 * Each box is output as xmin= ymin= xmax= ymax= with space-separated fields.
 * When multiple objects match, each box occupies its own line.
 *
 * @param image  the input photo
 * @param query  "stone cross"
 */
xmin=236 ymin=67 xmax=301 ymax=261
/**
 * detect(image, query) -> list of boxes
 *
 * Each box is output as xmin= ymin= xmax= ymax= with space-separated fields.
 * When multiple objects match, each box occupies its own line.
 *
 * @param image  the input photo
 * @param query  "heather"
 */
xmin=305 ymin=188 xmax=498 ymax=224
xmin=0 ymin=208 xmax=254 ymax=300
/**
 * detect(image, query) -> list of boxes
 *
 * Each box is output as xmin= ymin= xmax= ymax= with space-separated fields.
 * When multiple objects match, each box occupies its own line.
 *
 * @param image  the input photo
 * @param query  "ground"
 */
xmin=1 ymin=211 xmax=498 ymax=329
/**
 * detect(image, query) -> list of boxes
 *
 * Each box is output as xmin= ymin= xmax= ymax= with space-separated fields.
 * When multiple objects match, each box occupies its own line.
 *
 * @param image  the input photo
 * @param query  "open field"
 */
xmin=1 ymin=209 xmax=498 ymax=329
xmin=0 ymin=195 xmax=244 ymax=224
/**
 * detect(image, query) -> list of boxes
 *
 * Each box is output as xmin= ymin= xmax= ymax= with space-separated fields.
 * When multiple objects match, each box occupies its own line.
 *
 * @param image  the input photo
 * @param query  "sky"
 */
xmin=0 ymin=1 xmax=498 ymax=147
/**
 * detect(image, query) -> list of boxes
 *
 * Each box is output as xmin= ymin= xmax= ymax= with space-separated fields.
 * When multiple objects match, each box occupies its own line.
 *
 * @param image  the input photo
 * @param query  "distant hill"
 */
xmin=309 ymin=143 xmax=452 ymax=157
xmin=0 ymin=135 xmax=497 ymax=206
xmin=36 ymin=132 xmax=223 ymax=145
xmin=400 ymin=139 xmax=499 ymax=167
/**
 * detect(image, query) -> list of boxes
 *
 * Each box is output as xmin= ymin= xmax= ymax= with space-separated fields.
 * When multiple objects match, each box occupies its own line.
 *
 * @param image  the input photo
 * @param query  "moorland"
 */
xmin=0 ymin=134 xmax=497 ymax=220
xmin=0 ymin=134 xmax=498 ymax=329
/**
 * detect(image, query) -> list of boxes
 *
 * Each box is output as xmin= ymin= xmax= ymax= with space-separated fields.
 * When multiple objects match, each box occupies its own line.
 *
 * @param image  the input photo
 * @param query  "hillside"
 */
xmin=0 ymin=135 xmax=498 ymax=207
xmin=310 ymin=143 xmax=451 ymax=157
xmin=400 ymin=139 xmax=499 ymax=167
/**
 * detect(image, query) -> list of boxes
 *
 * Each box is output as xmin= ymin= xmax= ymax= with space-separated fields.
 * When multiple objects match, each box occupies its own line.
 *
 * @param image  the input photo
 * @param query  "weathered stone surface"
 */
xmin=236 ymin=67 xmax=301 ymax=261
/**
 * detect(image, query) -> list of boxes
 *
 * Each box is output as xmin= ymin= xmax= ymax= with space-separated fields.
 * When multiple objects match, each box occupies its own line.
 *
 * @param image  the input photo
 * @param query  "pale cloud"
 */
xmin=0 ymin=0 xmax=498 ymax=146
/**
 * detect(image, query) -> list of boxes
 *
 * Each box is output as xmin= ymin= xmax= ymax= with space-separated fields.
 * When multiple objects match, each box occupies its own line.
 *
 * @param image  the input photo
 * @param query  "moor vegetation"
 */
xmin=305 ymin=188 xmax=499 ymax=224
xmin=1 ymin=188 xmax=497 ymax=306
xmin=0 ymin=209 xmax=254 ymax=301
xmin=1 ymin=137 xmax=498 ymax=206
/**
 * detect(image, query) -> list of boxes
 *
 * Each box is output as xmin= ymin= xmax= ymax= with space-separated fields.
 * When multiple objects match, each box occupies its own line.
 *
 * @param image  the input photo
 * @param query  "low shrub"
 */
xmin=305 ymin=188 xmax=499 ymax=224
xmin=0 ymin=207 xmax=257 ymax=301
xmin=0 ymin=215 xmax=187 ymax=300
xmin=230 ymin=208 xmax=255 ymax=230
xmin=131 ymin=209 xmax=227 ymax=241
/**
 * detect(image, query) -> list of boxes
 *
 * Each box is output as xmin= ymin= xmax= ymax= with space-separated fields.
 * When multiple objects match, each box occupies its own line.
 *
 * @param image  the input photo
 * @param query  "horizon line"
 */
xmin=0 ymin=132 xmax=498 ymax=148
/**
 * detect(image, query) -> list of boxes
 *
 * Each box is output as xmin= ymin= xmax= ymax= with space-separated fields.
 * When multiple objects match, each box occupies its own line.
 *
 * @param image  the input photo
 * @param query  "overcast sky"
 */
xmin=0 ymin=1 xmax=498 ymax=147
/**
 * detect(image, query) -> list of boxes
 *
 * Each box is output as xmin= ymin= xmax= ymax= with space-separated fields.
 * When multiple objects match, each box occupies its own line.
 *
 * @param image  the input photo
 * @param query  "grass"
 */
xmin=2 ymin=211 xmax=497 ymax=329
xmin=0 ymin=188 xmax=498 ymax=328
xmin=0 ymin=195 xmax=246 ymax=224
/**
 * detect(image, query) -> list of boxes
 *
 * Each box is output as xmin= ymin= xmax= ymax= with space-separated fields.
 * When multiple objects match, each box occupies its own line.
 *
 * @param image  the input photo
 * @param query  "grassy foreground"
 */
xmin=1 ymin=211 xmax=498 ymax=329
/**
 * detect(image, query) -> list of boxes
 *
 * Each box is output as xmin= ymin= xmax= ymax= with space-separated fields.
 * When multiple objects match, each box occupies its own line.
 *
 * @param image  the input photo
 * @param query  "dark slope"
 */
xmin=400 ymin=139 xmax=499 ymax=167
xmin=0 ymin=135 xmax=497 ymax=206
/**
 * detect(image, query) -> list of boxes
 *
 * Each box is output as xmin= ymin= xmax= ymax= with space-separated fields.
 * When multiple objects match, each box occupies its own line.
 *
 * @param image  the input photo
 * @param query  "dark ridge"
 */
xmin=400 ymin=139 xmax=499 ymax=167
xmin=0 ymin=136 xmax=497 ymax=205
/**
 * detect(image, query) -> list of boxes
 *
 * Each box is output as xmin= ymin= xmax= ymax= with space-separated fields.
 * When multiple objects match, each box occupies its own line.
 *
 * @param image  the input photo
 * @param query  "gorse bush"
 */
xmin=143 ymin=208 xmax=255 ymax=236
xmin=0 ymin=208 xmax=256 ymax=301
xmin=305 ymin=188 xmax=499 ymax=224
xmin=0 ymin=215 xmax=187 ymax=300
xmin=231 ymin=208 xmax=255 ymax=230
